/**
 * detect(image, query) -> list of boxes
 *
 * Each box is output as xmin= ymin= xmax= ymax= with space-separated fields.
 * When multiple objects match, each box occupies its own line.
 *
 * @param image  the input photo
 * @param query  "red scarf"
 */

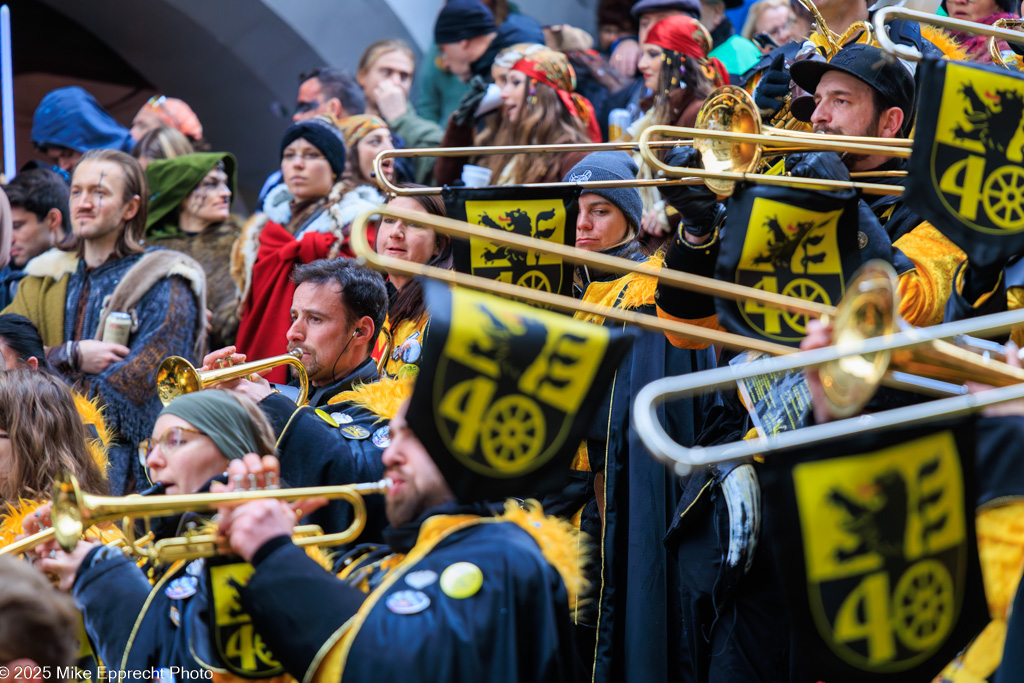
xmin=645 ymin=15 xmax=728 ymax=88
xmin=512 ymin=53 xmax=603 ymax=143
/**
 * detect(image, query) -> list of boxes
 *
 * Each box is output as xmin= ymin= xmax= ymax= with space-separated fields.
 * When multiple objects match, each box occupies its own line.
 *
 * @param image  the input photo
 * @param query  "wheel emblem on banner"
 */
xmin=781 ymin=278 xmax=830 ymax=334
xmin=892 ymin=559 xmax=954 ymax=651
xmin=983 ymin=166 xmax=1024 ymax=229
xmin=481 ymin=396 xmax=545 ymax=472
xmin=517 ymin=270 xmax=552 ymax=292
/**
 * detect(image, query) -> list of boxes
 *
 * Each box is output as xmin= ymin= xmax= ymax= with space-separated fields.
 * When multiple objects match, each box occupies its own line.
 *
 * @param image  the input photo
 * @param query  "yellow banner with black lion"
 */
xmin=907 ymin=60 xmax=1024 ymax=268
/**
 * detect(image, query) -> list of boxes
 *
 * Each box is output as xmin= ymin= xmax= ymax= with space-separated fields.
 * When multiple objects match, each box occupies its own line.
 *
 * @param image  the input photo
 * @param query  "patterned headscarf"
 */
xmin=141 ymin=96 xmax=204 ymax=141
xmin=510 ymin=47 xmax=602 ymax=142
xmin=337 ymin=114 xmax=389 ymax=150
xmin=493 ymin=42 xmax=546 ymax=69
xmin=644 ymin=16 xmax=728 ymax=90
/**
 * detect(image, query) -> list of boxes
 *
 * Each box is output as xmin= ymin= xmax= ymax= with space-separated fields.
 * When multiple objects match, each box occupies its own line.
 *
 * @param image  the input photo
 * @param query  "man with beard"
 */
xmin=788 ymin=43 xmax=966 ymax=328
xmin=206 ymin=257 xmax=387 ymax=409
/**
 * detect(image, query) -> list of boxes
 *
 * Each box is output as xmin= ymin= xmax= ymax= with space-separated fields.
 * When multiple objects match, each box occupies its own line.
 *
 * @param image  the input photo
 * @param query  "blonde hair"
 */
xmin=741 ymin=0 xmax=793 ymax=40
xmin=132 ymin=126 xmax=195 ymax=164
xmin=357 ymin=39 xmax=416 ymax=77
xmin=0 ymin=370 xmax=108 ymax=502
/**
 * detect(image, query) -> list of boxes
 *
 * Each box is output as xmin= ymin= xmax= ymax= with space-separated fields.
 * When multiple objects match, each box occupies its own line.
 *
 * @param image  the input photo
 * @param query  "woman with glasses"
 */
xmin=22 ymin=389 xmax=278 ymax=675
xmin=233 ymin=116 xmax=353 ymax=383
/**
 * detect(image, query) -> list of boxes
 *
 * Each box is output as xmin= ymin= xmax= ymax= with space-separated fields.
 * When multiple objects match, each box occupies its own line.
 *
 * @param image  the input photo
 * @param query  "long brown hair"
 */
xmin=382 ymin=189 xmax=452 ymax=327
xmin=0 ymin=370 xmax=108 ymax=502
xmin=476 ymin=80 xmax=590 ymax=185
xmin=651 ymin=53 xmax=715 ymax=127
xmin=66 ymin=148 xmax=148 ymax=260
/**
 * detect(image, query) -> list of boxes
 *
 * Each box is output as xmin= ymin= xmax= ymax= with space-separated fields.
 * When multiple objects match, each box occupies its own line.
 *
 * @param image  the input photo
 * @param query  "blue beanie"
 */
xmin=563 ymin=152 xmax=643 ymax=232
xmin=280 ymin=118 xmax=347 ymax=178
xmin=434 ymin=0 xmax=497 ymax=45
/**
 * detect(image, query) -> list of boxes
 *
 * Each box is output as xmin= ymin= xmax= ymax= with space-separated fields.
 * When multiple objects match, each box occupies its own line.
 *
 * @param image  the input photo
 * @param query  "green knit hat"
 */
xmin=145 ymin=152 xmax=237 ymax=239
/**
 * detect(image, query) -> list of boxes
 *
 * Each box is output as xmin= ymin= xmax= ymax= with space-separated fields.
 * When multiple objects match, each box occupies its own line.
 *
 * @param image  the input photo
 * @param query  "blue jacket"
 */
xmin=31 ymin=86 xmax=134 ymax=153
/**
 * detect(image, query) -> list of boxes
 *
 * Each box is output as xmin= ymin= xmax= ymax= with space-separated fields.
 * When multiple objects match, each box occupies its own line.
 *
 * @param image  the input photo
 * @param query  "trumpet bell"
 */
xmin=819 ymin=262 xmax=899 ymax=418
xmin=53 ymin=471 xmax=86 ymax=552
xmin=156 ymin=356 xmax=202 ymax=405
xmin=695 ymin=86 xmax=762 ymax=195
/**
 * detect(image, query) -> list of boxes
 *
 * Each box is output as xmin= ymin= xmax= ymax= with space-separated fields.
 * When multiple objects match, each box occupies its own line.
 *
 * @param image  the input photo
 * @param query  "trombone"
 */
xmin=989 ymin=19 xmax=1024 ymax=69
xmin=351 ymin=207 xmax=966 ymax=411
xmin=157 ymin=348 xmax=309 ymax=407
xmin=874 ymin=7 xmax=1024 ymax=62
xmin=632 ymin=261 xmax=1024 ymax=475
xmin=638 ymin=86 xmax=909 ymax=197
xmin=42 ymin=471 xmax=390 ymax=561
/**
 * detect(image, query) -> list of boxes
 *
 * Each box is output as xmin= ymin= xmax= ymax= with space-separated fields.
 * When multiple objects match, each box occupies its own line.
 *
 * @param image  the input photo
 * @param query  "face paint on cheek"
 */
xmin=97 ymin=171 xmax=105 ymax=211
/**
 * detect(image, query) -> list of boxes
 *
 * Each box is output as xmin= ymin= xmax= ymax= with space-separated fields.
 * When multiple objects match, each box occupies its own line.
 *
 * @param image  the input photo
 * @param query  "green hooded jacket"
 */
xmin=145 ymin=152 xmax=237 ymax=240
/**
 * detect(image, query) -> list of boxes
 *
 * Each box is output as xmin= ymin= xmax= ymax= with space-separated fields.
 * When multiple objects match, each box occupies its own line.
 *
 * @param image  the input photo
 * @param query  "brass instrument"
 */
xmin=350 ymin=207 xmax=960 ymax=406
xmin=157 ymin=348 xmax=309 ymax=407
xmin=49 ymin=471 xmax=391 ymax=561
xmin=988 ymin=18 xmax=1024 ymax=69
xmin=633 ymin=262 xmax=1024 ymax=474
xmin=638 ymin=86 xmax=910 ymax=197
xmin=874 ymin=7 xmax=1024 ymax=62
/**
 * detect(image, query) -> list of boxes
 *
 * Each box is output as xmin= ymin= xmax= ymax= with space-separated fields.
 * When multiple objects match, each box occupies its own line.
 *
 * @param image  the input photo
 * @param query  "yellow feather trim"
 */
xmin=326 ymin=376 xmax=413 ymax=421
xmin=0 ymin=498 xmax=125 ymax=548
xmin=73 ymin=391 xmax=111 ymax=475
xmin=618 ymin=251 xmax=664 ymax=312
xmin=922 ymin=25 xmax=972 ymax=62
xmin=499 ymin=499 xmax=589 ymax=608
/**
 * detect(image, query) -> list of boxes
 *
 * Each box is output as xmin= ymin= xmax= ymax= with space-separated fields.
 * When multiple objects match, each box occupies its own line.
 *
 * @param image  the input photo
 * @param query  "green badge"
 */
xmin=341 ymin=425 xmax=371 ymax=440
xmin=315 ymin=409 xmax=338 ymax=428
xmin=440 ymin=562 xmax=483 ymax=599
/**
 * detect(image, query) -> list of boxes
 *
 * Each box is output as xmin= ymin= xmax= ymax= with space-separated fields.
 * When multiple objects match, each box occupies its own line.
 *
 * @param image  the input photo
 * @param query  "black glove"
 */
xmin=785 ymin=152 xmax=851 ymax=182
xmin=753 ymin=52 xmax=790 ymax=119
xmin=658 ymin=146 xmax=722 ymax=236
xmin=451 ymin=76 xmax=489 ymax=127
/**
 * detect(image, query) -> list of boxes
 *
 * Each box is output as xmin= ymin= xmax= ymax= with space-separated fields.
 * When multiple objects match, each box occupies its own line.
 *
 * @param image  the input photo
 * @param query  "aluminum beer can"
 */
xmin=608 ymin=108 xmax=632 ymax=142
xmin=102 ymin=312 xmax=132 ymax=346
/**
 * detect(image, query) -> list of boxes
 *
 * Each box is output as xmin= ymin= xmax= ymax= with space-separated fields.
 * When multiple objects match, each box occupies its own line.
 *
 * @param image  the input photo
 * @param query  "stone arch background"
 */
xmin=11 ymin=0 xmax=599 ymax=207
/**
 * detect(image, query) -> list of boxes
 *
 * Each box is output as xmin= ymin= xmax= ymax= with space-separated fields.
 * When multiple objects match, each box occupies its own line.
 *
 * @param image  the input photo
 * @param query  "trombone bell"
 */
xmin=156 ymin=348 xmax=309 ymax=406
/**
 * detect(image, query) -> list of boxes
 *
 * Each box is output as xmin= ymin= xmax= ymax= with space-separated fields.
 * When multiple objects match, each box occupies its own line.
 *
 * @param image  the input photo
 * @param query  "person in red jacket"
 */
xmin=233 ymin=116 xmax=356 ymax=383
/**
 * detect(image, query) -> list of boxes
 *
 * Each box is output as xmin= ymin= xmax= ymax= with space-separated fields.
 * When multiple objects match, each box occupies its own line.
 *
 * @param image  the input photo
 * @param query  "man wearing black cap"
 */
xmin=788 ymin=42 xmax=967 ymax=328
xmin=211 ymin=283 xmax=633 ymax=683
xmin=433 ymin=0 xmax=544 ymax=83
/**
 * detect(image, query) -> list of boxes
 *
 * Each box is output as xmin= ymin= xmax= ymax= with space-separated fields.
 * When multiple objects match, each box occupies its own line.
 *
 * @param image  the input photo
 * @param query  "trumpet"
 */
xmin=638 ymin=86 xmax=910 ymax=197
xmin=157 ymin=348 xmax=309 ymax=407
xmin=48 ymin=471 xmax=391 ymax=559
xmin=633 ymin=261 xmax=1024 ymax=475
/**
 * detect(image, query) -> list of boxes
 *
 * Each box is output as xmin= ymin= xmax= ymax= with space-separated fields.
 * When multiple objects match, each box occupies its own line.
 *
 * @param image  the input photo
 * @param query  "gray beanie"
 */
xmin=563 ymin=151 xmax=643 ymax=231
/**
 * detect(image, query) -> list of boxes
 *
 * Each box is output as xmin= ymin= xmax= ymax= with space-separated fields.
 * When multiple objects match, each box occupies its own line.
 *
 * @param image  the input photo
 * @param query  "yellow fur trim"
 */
xmin=0 ymin=498 xmax=125 ymax=548
xmin=326 ymin=376 xmax=413 ymax=421
xmin=73 ymin=391 xmax=111 ymax=474
xmin=499 ymin=499 xmax=589 ymax=608
xmin=575 ymin=252 xmax=665 ymax=326
xmin=921 ymin=25 xmax=972 ymax=62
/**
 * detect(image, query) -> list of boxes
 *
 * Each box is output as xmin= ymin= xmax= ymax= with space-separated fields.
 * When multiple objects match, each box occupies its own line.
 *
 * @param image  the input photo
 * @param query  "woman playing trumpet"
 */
xmin=22 ymin=389 xmax=278 ymax=675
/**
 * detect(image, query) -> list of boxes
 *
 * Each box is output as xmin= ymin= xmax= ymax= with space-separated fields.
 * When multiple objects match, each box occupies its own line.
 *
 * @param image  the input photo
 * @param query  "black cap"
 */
xmin=789 ymin=43 xmax=915 ymax=123
xmin=630 ymin=0 xmax=703 ymax=19
xmin=434 ymin=0 xmax=497 ymax=45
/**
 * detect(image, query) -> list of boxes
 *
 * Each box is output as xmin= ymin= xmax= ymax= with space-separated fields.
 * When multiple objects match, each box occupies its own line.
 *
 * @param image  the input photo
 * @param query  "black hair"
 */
xmin=291 ymin=258 xmax=388 ymax=338
xmin=0 ymin=314 xmax=53 ymax=373
xmin=3 ymin=169 xmax=71 ymax=237
xmin=298 ymin=67 xmax=366 ymax=115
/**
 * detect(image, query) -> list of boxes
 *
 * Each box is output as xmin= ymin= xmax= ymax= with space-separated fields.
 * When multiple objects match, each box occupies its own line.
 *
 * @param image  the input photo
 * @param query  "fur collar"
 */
xmin=23 ymin=248 xmax=78 ymax=279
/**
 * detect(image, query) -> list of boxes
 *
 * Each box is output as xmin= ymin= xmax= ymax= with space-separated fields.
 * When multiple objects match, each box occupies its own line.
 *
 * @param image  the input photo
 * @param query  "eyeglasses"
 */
xmin=138 ymin=426 xmax=204 ymax=467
